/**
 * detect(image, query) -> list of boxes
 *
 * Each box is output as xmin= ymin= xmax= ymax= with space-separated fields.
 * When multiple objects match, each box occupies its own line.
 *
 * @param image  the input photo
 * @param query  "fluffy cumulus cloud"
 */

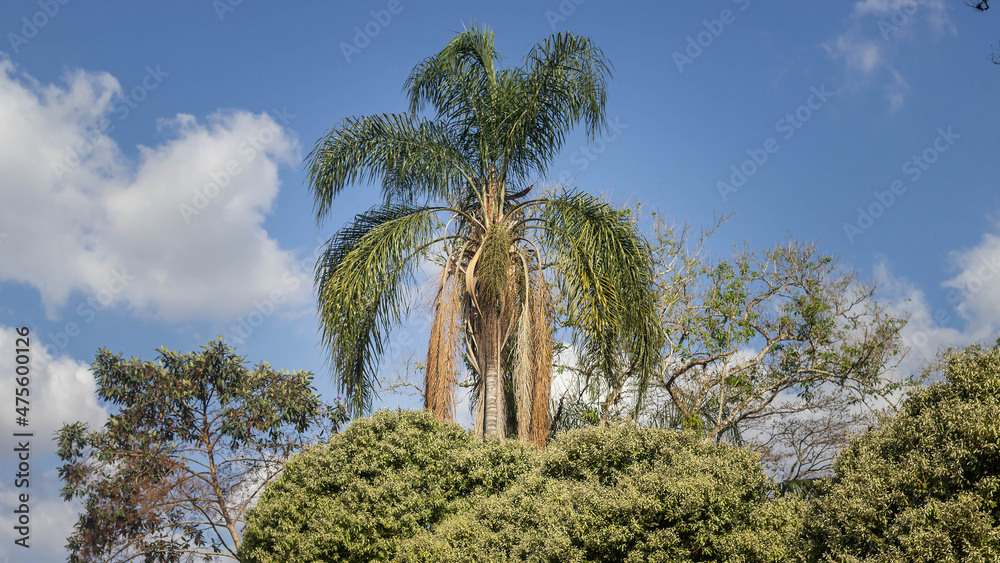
xmin=0 ymin=55 xmax=308 ymax=323
xmin=875 ymin=229 xmax=1000 ymax=375
xmin=877 ymin=262 xmax=969 ymax=367
xmin=823 ymin=0 xmax=954 ymax=112
xmin=942 ymin=232 xmax=1000 ymax=328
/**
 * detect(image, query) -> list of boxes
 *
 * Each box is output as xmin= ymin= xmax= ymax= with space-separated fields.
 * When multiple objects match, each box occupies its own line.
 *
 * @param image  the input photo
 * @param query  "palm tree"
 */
xmin=308 ymin=25 xmax=663 ymax=446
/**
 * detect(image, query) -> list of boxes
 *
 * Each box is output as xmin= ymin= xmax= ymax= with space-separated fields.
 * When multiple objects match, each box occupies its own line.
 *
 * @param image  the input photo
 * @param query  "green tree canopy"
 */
xmin=805 ymin=342 xmax=1000 ymax=561
xmin=56 ymin=339 xmax=347 ymax=562
xmin=552 ymin=214 xmax=907 ymax=483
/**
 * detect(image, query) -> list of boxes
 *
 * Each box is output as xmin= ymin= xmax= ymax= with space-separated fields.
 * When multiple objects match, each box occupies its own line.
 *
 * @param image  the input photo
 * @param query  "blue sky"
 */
xmin=1 ymin=0 xmax=998 ymax=560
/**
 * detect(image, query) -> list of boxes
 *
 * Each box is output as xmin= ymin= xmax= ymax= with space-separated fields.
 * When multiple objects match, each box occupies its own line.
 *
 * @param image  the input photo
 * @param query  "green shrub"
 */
xmin=242 ymin=411 xmax=806 ymax=562
xmin=805 ymin=344 xmax=1000 ymax=562
xmin=239 ymin=409 xmax=534 ymax=563
xmin=242 ymin=344 xmax=1000 ymax=562
xmin=399 ymin=424 xmax=803 ymax=562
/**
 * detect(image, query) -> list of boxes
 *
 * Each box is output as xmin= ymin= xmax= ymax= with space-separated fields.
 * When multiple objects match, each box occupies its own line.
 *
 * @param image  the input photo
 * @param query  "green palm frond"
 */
xmin=405 ymin=26 xmax=613 ymax=198
xmin=542 ymin=191 xmax=664 ymax=411
xmin=498 ymin=32 xmax=613 ymax=185
xmin=307 ymin=114 xmax=474 ymax=213
xmin=405 ymin=23 xmax=501 ymax=118
xmin=315 ymin=204 xmax=438 ymax=415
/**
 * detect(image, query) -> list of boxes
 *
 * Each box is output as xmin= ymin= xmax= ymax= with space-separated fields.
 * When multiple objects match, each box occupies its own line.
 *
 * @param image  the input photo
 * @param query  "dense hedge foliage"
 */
xmin=805 ymin=344 xmax=1000 ymax=562
xmin=241 ymin=344 xmax=1000 ymax=562
xmin=398 ymin=423 xmax=804 ymax=562
xmin=241 ymin=411 xmax=800 ymax=562
xmin=239 ymin=409 xmax=534 ymax=563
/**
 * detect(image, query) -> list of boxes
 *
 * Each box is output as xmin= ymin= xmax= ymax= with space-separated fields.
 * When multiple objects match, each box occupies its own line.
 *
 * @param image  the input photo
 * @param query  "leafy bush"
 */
xmin=242 ymin=345 xmax=1000 ymax=562
xmin=401 ymin=423 xmax=803 ymax=562
xmin=242 ymin=411 xmax=807 ymax=562
xmin=239 ymin=409 xmax=534 ymax=563
xmin=805 ymin=344 xmax=1000 ymax=562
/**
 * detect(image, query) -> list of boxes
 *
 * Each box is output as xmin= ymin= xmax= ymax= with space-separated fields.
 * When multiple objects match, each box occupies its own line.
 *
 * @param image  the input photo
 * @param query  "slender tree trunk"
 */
xmin=483 ymin=355 xmax=500 ymax=437
xmin=480 ymin=177 xmax=507 ymax=439
xmin=481 ymin=298 xmax=504 ymax=438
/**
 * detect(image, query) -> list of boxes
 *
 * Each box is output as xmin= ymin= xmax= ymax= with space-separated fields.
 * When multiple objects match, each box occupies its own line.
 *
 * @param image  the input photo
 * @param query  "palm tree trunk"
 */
xmin=481 ymin=298 xmax=505 ymax=438
xmin=483 ymin=354 xmax=500 ymax=437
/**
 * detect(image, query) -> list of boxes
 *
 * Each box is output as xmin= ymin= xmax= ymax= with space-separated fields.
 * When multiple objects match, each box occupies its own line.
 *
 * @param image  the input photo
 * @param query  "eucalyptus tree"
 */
xmin=308 ymin=26 xmax=662 ymax=445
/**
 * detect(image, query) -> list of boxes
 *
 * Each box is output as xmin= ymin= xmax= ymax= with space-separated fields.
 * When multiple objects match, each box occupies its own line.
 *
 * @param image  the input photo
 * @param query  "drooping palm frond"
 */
xmin=512 ymin=299 xmax=533 ymax=442
xmin=315 ymin=204 xmax=439 ymax=415
xmin=307 ymin=114 xmax=475 ymax=213
xmin=529 ymin=270 xmax=554 ymax=448
xmin=496 ymin=32 xmax=613 ymax=187
xmin=425 ymin=258 xmax=463 ymax=421
xmin=405 ymin=24 xmax=501 ymax=119
xmin=541 ymin=191 xmax=664 ymax=414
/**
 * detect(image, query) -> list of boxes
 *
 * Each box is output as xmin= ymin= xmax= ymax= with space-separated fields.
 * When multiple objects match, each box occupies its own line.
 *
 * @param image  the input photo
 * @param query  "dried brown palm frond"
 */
xmin=529 ymin=271 xmax=554 ymax=448
xmin=425 ymin=259 xmax=462 ymax=421
xmin=512 ymin=300 xmax=533 ymax=442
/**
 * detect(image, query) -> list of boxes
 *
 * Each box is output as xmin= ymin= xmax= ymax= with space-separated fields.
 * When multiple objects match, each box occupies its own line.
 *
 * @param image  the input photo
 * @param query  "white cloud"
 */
xmin=825 ymin=31 xmax=886 ymax=74
xmin=853 ymin=0 xmax=953 ymax=34
xmin=875 ymin=251 xmax=1000 ymax=376
xmin=552 ymin=342 xmax=580 ymax=399
xmin=0 ymin=55 xmax=308 ymax=323
xmin=878 ymin=262 xmax=965 ymax=363
xmin=942 ymin=232 xmax=1000 ymax=327
xmin=824 ymin=0 xmax=955 ymax=111
xmin=884 ymin=68 xmax=910 ymax=113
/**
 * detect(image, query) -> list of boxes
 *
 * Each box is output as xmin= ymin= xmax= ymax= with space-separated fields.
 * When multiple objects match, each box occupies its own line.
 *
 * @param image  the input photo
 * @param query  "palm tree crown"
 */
xmin=308 ymin=25 xmax=663 ymax=446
